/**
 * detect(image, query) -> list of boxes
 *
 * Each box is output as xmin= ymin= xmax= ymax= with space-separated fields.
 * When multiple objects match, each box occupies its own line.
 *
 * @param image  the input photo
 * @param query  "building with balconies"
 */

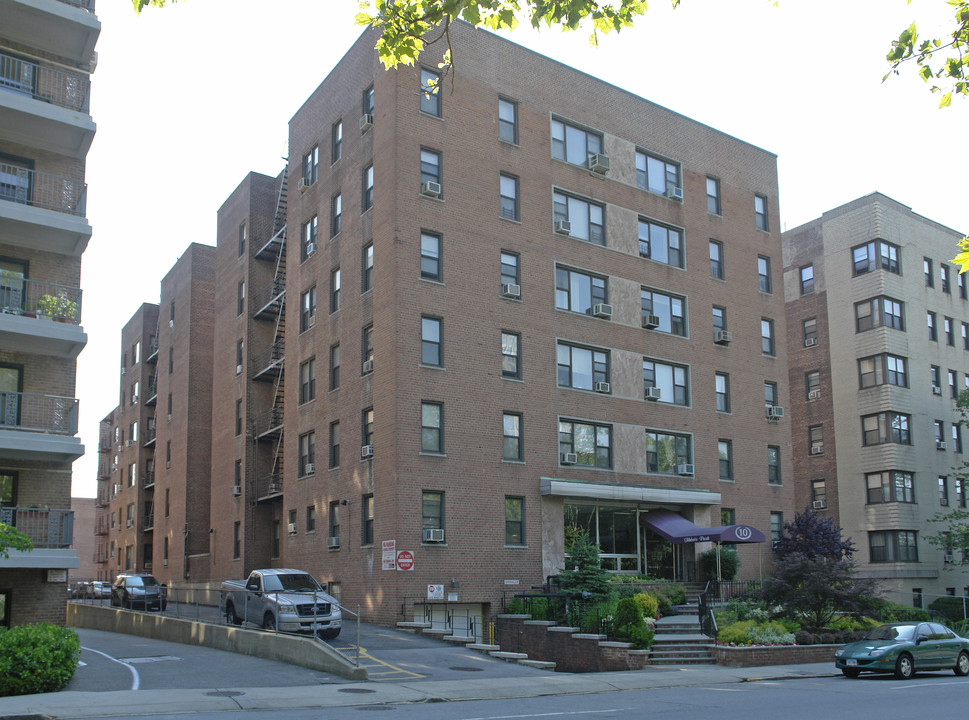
xmin=0 ymin=0 xmax=98 ymax=626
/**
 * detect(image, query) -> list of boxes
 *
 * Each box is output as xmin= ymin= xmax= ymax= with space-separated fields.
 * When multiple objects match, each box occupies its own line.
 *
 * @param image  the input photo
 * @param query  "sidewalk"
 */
xmin=0 ymin=662 xmax=839 ymax=718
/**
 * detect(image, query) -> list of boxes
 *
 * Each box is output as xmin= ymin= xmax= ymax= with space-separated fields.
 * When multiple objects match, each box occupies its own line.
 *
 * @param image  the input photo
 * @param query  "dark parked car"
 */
xmin=111 ymin=573 xmax=167 ymax=611
xmin=91 ymin=580 xmax=111 ymax=599
xmin=834 ymin=621 xmax=969 ymax=679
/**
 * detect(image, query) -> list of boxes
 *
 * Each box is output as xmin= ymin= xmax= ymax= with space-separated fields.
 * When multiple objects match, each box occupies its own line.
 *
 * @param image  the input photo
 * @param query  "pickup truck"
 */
xmin=220 ymin=568 xmax=341 ymax=639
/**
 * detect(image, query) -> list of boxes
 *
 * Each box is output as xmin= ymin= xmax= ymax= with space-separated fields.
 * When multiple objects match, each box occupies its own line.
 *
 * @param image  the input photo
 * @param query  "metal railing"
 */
xmin=56 ymin=0 xmax=96 ymax=11
xmin=252 ymin=341 xmax=284 ymax=377
xmin=0 ymin=390 xmax=79 ymax=434
xmin=0 ymin=507 xmax=73 ymax=547
xmin=0 ymin=51 xmax=91 ymax=112
xmin=0 ymin=275 xmax=82 ymax=323
xmin=0 ymin=162 xmax=87 ymax=216
xmin=698 ymin=581 xmax=719 ymax=641
xmin=254 ymin=406 xmax=283 ymax=437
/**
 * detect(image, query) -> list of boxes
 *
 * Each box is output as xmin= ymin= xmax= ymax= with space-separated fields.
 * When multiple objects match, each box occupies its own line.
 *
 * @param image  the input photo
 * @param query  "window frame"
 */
xmin=501 ymin=331 xmax=521 ymax=380
xmin=503 ymin=412 xmax=523 ymax=461
xmin=557 ymin=341 xmax=609 ymax=391
xmin=715 ymin=372 xmax=730 ymax=413
xmin=638 ymin=217 xmax=684 ymax=268
xmin=505 ymin=496 xmax=525 ymax=545
xmin=421 ymin=315 xmax=443 ymax=367
xmin=861 ymin=411 xmax=912 ymax=446
xmin=553 ymin=190 xmax=605 ymax=245
xmin=362 ymin=243 xmax=373 ymax=293
xmin=644 ymin=429 xmax=693 ymax=474
xmin=767 ymin=445 xmax=781 ymax=485
xmin=329 ymin=421 xmax=340 ymax=469
xmin=555 ymin=265 xmax=607 ymax=316
xmin=754 ymin=194 xmax=769 ymax=231
xmin=560 ymin=419 xmax=612 ymax=468
xmin=331 ymin=120 xmax=342 ymax=163
xmin=757 ymin=255 xmax=771 ymax=293
xmin=718 ymin=439 xmax=733 ymax=480
xmin=500 ymin=173 xmax=520 ymax=221
xmin=299 ymin=431 xmax=316 ymax=476
xmin=800 ymin=264 xmax=815 ymax=295
xmin=419 ymin=67 xmax=442 ymax=116
xmin=420 ymin=231 xmax=442 ymax=282
xmin=706 ymin=177 xmax=721 ymax=215
xmin=362 ymin=164 xmax=374 ymax=211
xmin=330 ymin=193 xmax=342 ymax=237
xmin=498 ymin=97 xmax=518 ymax=144
xmin=302 ymin=145 xmax=318 ymax=185
xmin=421 ymin=401 xmax=444 ymax=454
xmin=635 ymin=149 xmax=681 ymax=197
xmin=420 ymin=147 xmax=442 ymax=192
xmin=302 ymin=215 xmax=318 ymax=261
xmin=709 ymin=240 xmax=724 ymax=280
xmin=641 ymin=287 xmax=687 ymax=336
xmin=550 ymin=117 xmax=603 ymax=168
xmin=642 ymin=357 xmax=690 ymax=406
xmin=299 ymin=357 xmax=316 ymax=405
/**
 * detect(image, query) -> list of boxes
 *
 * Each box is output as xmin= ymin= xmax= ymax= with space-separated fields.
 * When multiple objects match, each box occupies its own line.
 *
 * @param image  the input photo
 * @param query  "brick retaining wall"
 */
xmin=713 ymin=644 xmax=837 ymax=667
xmin=497 ymin=615 xmax=647 ymax=672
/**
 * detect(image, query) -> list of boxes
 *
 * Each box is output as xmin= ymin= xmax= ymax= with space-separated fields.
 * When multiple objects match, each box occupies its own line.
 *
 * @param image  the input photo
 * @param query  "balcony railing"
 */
xmin=0 ymin=507 xmax=73 ymax=548
xmin=143 ymin=513 xmax=154 ymax=530
xmin=0 ymin=275 xmax=82 ymax=323
xmin=144 ymin=422 xmax=156 ymax=446
xmin=254 ymin=406 xmax=283 ymax=438
xmin=0 ymin=52 xmax=91 ymax=113
xmin=57 ymin=0 xmax=96 ymax=11
xmin=0 ymin=391 xmax=79 ymax=434
xmin=0 ymin=162 xmax=88 ymax=216
xmin=143 ymin=468 xmax=155 ymax=488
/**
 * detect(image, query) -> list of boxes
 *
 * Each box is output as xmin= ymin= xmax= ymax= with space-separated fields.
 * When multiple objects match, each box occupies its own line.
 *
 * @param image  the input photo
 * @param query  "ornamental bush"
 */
xmin=633 ymin=592 xmax=659 ymax=620
xmin=698 ymin=547 xmax=741 ymax=581
xmin=0 ymin=623 xmax=81 ymax=696
xmin=717 ymin=620 xmax=796 ymax=646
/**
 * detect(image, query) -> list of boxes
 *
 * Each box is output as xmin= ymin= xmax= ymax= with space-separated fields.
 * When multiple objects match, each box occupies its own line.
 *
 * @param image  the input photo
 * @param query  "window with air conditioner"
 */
xmin=557 ymin=342 xmax=609 ymax=392
xmin=638 ymin=218 xmax=683 ymax=268
xmin=555 ymin=266 xmax=607 ymax=316
xmin=553 ymin=191 xmax=604 ymax=245
xmin=560 ymin=419 xmax=612 ymax=468
xmin=635 ymin=150 xmax=680 ymax=197
xmin=641 ymin=287 xmax=686 ymax=336
xmin=643 ymin=359 xmax=689 ymax=406
xmin=550 ymin=118 xmax=602 ymax=168
xmin=644 ymin=429 xmax=692 ymax=475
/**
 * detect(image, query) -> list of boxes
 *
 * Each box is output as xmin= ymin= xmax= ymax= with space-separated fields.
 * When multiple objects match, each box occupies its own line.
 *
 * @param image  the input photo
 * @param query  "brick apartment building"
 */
xmin=104 ymin=23 xmax=797 ymax=634
xmin=0 ymin=0 xmax=98 ymax=625
xmin=784 ymin=193 xmax=969 ymax=605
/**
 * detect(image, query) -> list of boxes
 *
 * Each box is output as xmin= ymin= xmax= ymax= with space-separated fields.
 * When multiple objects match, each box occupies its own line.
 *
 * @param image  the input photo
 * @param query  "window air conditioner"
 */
xmin=560 ymin=452 xmax=577 ymax=465
xmin=304 ymin=462 xmax=315 ymax=474
xmin=422 ymin=528 xmax=445 ymax=543
xmin=169 ymin=319 xmax=174 ymax=328
xmin=306 ymin=242 xmax=316 ymax=256
xmin=297 ymin=177 xmax=311 ymax=193
xmin=766 ymin=406 xmax=785 ymax=420
xmin=587 ymin=153 xmax=610 ymax=175
xmin=121 ymin=367 xmax=126 ymax=375
xmin=645 ymin=386 xmax=662 ymax=401
xmin=944 ymin=553 xmax=954 ymax=563
xmin=937 ymin=441 xmax=947 ymax=450
xmin=592 ymin=303 xmax=613 ymax=319
xmin=676 ymin=463 xmax=694 ymax=476
xmin=360 ymin=113 xmax=374 ymax=132
xmin=804 ymin=337 xmax=818 ymax=347
xmin=269 ymin=482 xmax=281 ymax=493
xmin=307 ymin=313 xmax=316 ymax=328
xmin=501 ymin=283 xmax=521 ymax=299
xmin=144 ymin=562 xmax=152 ymax=571
xmin=932 ymin=386 xmax=942 ymax=395
xmin=362 ymin=358 xmax=374 ymax=374
xmin=666 ymin=186 xmax=684 ymax=200
xmin=327 ymin=536 xmax=340 ymax=548
xmin=714 ymin=330 xmax=732 ymax=345
xmin=642 ymin=314 xmax=660 ymax=329
xmin=554 ymin=220 xmax=572 ymax=235
xmin=361 ymin=444 xmax=374 ymax=459
xmin=940 ymin=497 xmax=950 ymax=506
xmin=594 ymin=381 xmax=611 ymax=394
xmin=812 ymin=499 xmax=827 ymax=510
xmin=808 ymin=389 xmax=821 ymax=400
xmin=163 ymin=559 xmax=168 ymax=567
xmin=288 ymin=523 xmax=297 ymax=535
xmin=232 ymin=484 xmax=241 ymax=496
xmin=421 ymin=181 xmax=442 ymax=198
xmin=236 ymin=364 xmax=243 ymax=375
xmin=810 ymin=445 xmax=824 ymax=455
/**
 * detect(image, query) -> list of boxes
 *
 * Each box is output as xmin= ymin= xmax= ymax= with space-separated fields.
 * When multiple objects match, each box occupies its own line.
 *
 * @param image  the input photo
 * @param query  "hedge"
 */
xmin=0 ymin=623 xmax=81 ymax=696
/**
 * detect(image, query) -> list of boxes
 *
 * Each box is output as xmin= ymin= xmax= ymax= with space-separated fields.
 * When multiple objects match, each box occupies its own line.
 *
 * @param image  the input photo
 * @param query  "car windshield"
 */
xmin=264 ymin=573 xmax=321 ymax=592
xmin=126 ymin=576 xmax=158 ymax=587
xmin=865 ymin=624 xmax=915 ymax=641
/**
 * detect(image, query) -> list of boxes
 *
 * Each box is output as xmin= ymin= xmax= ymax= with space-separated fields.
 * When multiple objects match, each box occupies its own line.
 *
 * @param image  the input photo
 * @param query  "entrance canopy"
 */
xmin=641 ymin=510 xmax=766 ymax=545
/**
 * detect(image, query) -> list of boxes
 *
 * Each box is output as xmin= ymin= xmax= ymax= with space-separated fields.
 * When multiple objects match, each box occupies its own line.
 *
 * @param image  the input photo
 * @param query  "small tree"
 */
xmin=698 ymin=547 xmax=740 ymax=581
xmin=556 ymin=531 xmax=610 ymax=602
xmin=0 ymin=523 xmax=32 ymax=560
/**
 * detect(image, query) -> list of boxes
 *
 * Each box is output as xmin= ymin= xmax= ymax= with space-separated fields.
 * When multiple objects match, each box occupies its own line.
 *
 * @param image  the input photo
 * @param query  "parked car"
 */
xmin=111 ymin=573 xmax=167 ymax=611
xmin=834 ymin=621 xmax=969 ymax=679
xmin=220 ymin=568 xmax=341 ymax=639
xmin=91 ymin=580 xmax=111 ymax=599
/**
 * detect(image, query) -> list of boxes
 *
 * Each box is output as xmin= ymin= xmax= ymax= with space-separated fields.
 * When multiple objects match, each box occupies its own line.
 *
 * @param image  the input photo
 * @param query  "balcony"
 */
xmin=143 ymin=420 xmax=156 ymax=447
xmin=253 ymin=278 xmax=285 ymax=319
xmin=143 ymin=513 xmax=153 ymax=531
xmin=94 ymin=516 xmax=107 ymax=535
xmin=0 ymin=0 xmax=101 ymax=69
xmin=252 ymin=341 xmax=284 ymax=381
xmin=0 ymin=276 xmax=85 ymax=357
xmin=145 ymin=335 xmax=158 ymax=364
xmin=255 ymin=406 xmax=283 ymax=441
xmin=0 ymin=390 xmax=82 ymax=461
xmin=0 ymin=506 xmax=73 ymax=548
xmin=255 ymin=225 xmax=286 ymax=261
xmin=0 ymin=163 xmax=92 ymax=256
xmin=1 ymin=52 xmax=91 ymax=112
xmin=257 ymin=472 xmax=283 ymax=502
xmin=143 ymin=467 xmax=154 ymax=488
xmin=144 ymin=376 xmax=157 ymax=406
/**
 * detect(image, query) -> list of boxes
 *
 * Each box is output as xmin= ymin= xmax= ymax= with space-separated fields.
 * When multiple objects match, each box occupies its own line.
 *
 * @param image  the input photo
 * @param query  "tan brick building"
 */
xmin=0 ymin=0 xmax=98 ymax=626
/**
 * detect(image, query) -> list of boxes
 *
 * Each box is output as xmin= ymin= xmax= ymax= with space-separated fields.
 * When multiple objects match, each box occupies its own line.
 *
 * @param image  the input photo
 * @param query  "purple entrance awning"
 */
xmin=709 ymin=524 xmax=767 ymax=544
xmin=641 ymin=511 xmax=766 ymax=544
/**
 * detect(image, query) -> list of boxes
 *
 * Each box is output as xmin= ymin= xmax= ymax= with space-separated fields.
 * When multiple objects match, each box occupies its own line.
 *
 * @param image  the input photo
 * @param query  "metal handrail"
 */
xmin=0 ymin=391 xmax=79 ymax=434
xmin=0 ymin=51 xmax=91 ymax=112
xmin=0 ymin=275 xmax=82 ymax=323
xmin=0 ymin=506 xmax=74 ymax=547
xmin=0 ymin=162 xmax=88 ymax=216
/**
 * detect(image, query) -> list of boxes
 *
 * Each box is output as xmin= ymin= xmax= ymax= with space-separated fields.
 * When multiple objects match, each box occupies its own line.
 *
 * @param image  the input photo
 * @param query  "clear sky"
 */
xmin=73 ymin=0 xmax=967 ymax=496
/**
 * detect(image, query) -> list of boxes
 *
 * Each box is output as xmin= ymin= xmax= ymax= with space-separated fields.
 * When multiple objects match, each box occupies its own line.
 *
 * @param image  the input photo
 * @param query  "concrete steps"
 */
xmin=650 ymin=604 xmax=716 ymax=665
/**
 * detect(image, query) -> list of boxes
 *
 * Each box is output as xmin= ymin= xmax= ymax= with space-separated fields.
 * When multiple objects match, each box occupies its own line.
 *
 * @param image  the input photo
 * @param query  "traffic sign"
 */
xmin=396 ymin=550 xmax=414 ymax=571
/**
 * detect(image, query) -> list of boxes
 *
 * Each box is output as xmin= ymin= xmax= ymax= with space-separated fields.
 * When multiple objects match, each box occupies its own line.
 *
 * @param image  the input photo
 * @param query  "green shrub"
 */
xmin=717 ymin=620 xmax=795 ymax=646
xmin=698 ymin=547 xmax=740 ymax=581
xmin=633 ymin=592 xmax=659 ymax=620
xmin=627 ymin=623 xmax=655 ymax=649
xmin=655 ymin=592 xmax=674 ymax=617
xmin=612 ymin=598 xmax=654 ymax=649
xmin=0 ymin=624 xmax=80 ymax=696
xmin=928 ymin=596 xmax=969 ymax=623
xmin=504 ymin=598 xmax=528 ymax=614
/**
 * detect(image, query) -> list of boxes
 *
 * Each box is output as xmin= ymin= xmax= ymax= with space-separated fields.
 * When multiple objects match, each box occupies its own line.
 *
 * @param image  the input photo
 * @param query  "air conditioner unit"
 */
xmin=714 ymin=330 xmax=732 ymax=345
xmin=167 ymin=413 xmax=172 ymax=422
xmin=804 ymin=337 xmax=818 ymax=347
xmin=125 ymin=440 xmax=133 ymax=447
xmin=642 ymin=314 xmax=660 ymax=329
xmin=933 ymin=386 xmax=942 ymax=395
xmin=645 ymin=387 xmax=662 ymax=401
xmin=308 ymin=313 xmax=316 ymax=328
xmin=231 ymin=484 xmax=241 ymax=496
xmin=423 ymin=528 xmax=445 ymax=543
xmin=766 ymin=405 xmax=785 ymax=420
xmin=304 ymin=462 xmax=315 ymax=474
xmin=268 ymin=482 xmax=281 ymax=494
xmin=808 ymin=389 xmax=822 ymax=400
xmin=937 ymin=441 xmax=947 ymax=450
xmin=169 ymin=319 xmax=174 ymax=328
xmin=501 ymin=283 xmax=521 ymax=299
xmin=421 ymin=181 xmax=442 ymax=198
xmin=236 ymin=364 xmax=243 ymax=375
xmin=554 ymin=220 xmax=572 ymax=235
xmin=327 ymin=536 xmax=340 ymax=548
xmin=810 ymin=445 xmax=824 ymax=455
xmin=944 ymin=553 xmax=954 ymax=563
xmin=288 ymin=523 xmax=297 ymax=535
xmin=592 ymin=303 xmax=613 ymax=319
xmin=940 ymin=497 xmax=950 ymax=506
xmin=361 ymin=444 xmax=374 ymax=459
xmin=121 ymin=367 xmax=126 ymax=375
xmin=587 ymin=153 xmax=610 ymax=175
xmin=594 ymin=381 xmax=611 ymax=394
xmin=666 ymin=186 xmax=684 ymax=200
xmin=812 ymin=499 xmax=827 ymax=510
xmin=676 ymin=463 xmax=694 ymax=476
xmin=144 ymin=562 xmax=152 ymax=571
xmin=297 ymin=177 xmax=311 ymax=193
xmin=560 ymin=452 xmax=578 ymax=465
xmin=163 ymin=559 xmax=168 ymax=567
xmin=306 ymin=242 xmax=316 ymax=256
xmin=360 ymin=113 xmax=374 ymax=132
xmin=362 ymin=358 xmax=374 ymax=374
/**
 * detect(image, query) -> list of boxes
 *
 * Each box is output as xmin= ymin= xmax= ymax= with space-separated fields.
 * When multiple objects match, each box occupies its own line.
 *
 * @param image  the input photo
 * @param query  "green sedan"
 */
xmin=834 ymin=621 xmax=969 ymax=679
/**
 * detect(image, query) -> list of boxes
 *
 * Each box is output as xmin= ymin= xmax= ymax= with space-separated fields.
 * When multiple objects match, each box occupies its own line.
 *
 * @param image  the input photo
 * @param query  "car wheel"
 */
xmin=841 ymin=668 xmax=860 ymax=679
xmin=226 ymin=603 xmax=243 ymax=626
xmin=894 ymin=654 xmax=915 ymax=680
xmin=955 ymin=651 xmax=969 ymax=677
xmin=318 ymin=628 xmax=340 ymax=641
xmin=263 ymin=612 xmax=277 ymax=631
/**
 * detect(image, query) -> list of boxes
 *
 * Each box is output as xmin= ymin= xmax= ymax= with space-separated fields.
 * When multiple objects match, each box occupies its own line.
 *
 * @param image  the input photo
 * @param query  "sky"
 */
xmin=73 ymin=0 xmax=968 ymax=496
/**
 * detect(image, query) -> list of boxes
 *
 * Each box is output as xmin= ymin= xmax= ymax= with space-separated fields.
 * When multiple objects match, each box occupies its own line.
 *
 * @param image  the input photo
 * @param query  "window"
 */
xmin=498 ymin=97 xmax=518 ymax=143
xmin=329 ymin=421 xmax=340 ymax=468
xmin=362 ymin=495 xmax=374 ymax=545
xmin=761 ymin=318 xmax=775 ymax=356
xmin=422 ymin=491 xmax=444 ymax=533
xmin=500 ymin=251 xmax=519 ymax=289
xmin=706 ymin=177 xmax=721 ymax=215
xmin=330 ymin=193 xmax=342 ymax=236
xmin=767 ymin=445 xmax=781 ymax=485
xmin=236 ymin=339 xmax=244 ymax=371
xmin=502 ymin=331 xmax=521 ymax=379
xmin=306 ymin=505 xmax=316 ymax=533
xmin=421 ymin=316 xmax=442 ymax=366
xmin=935 ymin=419 xmax=946 ymax=448
xmin=927 ymin=311 xmax=937 ymax=341
xmin=329 ymin=344 xmax=340 ymax=390
xmin=330 ymin=268 xmax=341 ymax=312
xmin=362 ymin=407 xmax=374 ymax=447
xmin=715 ymin=373 xmax=730 ymax=412
xmin=852 ymin=239 xmax=900 ymax=275
xmin=238 ymin=223 xmax=246 ymax=257
xmin=362 ymin=164 xmax=373 ymax=211
xmin=770 ymin=512 xmax=784 ymax=546
xmin=299 ymin=431 xmax=315 ymax=475
xmin=940 ymin=476 xmax=950 ymax=505
xmin=362 ymin=84 xmax=374 ymax=115
xmin=709 ymin=241 xmax=724 ymax=279
xmin=555 ymin=266 xmax=607 ymax=315
xmin=560 ymin=420 xmax=612 ymax=468
xmin=764 ymin=381 xmax=779 ymax=409
xmin=960 ymin=272 xmax=967 ymax=299
xmin=329 ymin=501 xmax=340 ymax=543
xmin=554 ymin=191 xmax=604 ymax=244
xmin=503 ymin=412 xmax=522 ymax=461
xmin=420 ymin=231 xmax=442 ymax=281
xmin=420 ymin=148 xmax=441 ymax=193
xmin=755 ymin=194 xmax=769 ymax=231
xmin=812 ymin=480 xmax=826 ymax=507
xmin=644 ymin=430 xmax=691 ymax=474
xmin=718 ymin=440 xmax=733 ymax=480
xmin=870 ymin=530 xmax=918 ymax=562
xmin=858 ymin=353 xmax=908 ymax=388
xmin=233 ymin=462 xmax=240 ymax=498
xmin=806 ymin=370 xmax=821 ymax=399
xmin=713 ymin=306 xmax=726 ymax=333
xmin=421 ymin=402 xmax=443 ymax=453
xmin=635 ymin=150 xmax=680 ymax=196
xmin=924 ymin=257 xmax=934 ymax=287
xmin=643 ymin=358 xmax=689 ymax=406
xmin=233 ymin=522 xmax=240 ymax=559
xmin=803 ymin=317 xmax=818 ymax=346
xmin=550 ymin=118 xmax=602 ymax=167
xmin=235 ymin=399 xmax=242 ymax=436
xmin=331 ymin=120 xmax=342 ymax=163
xmin=855 ymin=296 xmax=904 ymax=332
xmin=941 ymin=263 xmax=951 ymax=293
xmin=862 ymin=412 xmax=912 ymax=446
xmin=638 ymin=218 xmax=683 ymax=267
xmin=800 ymin=265 xmax=814 ymax=294
xmin=288 ymin=509 xmax=297 ymax=535
xmin=299 ymin=358 xmax=315 ymax=404
xmin=500 ymin=173 xmax=519 ymax=220
xmin=945 ymin=316 xmax=954 ymax=345
xmin=505 ymin=497 xmax=524 ymax=545
xmin=557 ymin=342 xmax=608 ymax=391
xmin=956 ymin=478 xmax=966 ymax=508
xmin=302 ymin=145 xmax=318 ymax=185
xmin=237 ymin=280 xmax=246 ymax=316
xmin=964 ymin=322 xmax=969 ymax=350
xmin=757 ymin=256 xmax=771 ymax=293
xmin=362 ymin=325 xmax=374 ymax=369
xmin=930 ymin=365 xmax=942 ymax=392
xmin=953 ymin=423 xmax=963 ymax=454
xmin=302 ymin=215 xmax=318 ymax=261
xmin=420 ymin=67 xmax=441 ymax=116
xmin=300 ymin=286 xmax=316 ymax=332
xmin=641 ymin=288 xmax=686 ymax=336
xmin=809 ymin=425 xmax=824 ymax=454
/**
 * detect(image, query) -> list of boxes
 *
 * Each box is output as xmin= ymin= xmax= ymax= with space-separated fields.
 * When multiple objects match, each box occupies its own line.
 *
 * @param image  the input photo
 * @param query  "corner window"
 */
xmin=553 ymin=191 xmax=604 ymax=245
xmin=852 ymin=239 xmax=900 ymax=275
xmin=557 ymin=342 xmax=609 ymax=391
xmin=421 ymin=231 xmax=442 ymax=281
xmin=858 ymin=353 xmax=907 ymax=389
xmin=638 ymin=218 xmax=683 ymax=268
xmin=869 ymin=530 xmax=918 ymax=562
xmin=421 ymin=402 xmax=443 ymax=454
xmin=635 ymin=150 xmax=680 ymax=197
xmin=550 ymin=118 xmax=602 ymax=167
xmin=498 ymin=97 xmax=518 ymax=144
xmin=643 ymin=358 xmax=689 ymax=406
xmin=420 ymin=67 xmax=441 ymax=116
xmin=644 ymin=430 xmax=691 ymax=474
xmin=862 ymin=412 xmax=912 ymax=446
xmin=560 ymin=419 xmax=612 ymax=468
xmin=555 ymin=266 xmax=607 ymax=315
xmin=855 ymin=296 xmax=904 ymax=332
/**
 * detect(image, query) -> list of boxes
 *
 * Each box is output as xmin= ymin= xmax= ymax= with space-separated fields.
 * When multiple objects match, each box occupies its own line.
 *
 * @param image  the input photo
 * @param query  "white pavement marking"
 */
xmin=462 ymin=710 xmax=634 ymax=720
xmin=81 ymin=646 xmax=141 ymax=690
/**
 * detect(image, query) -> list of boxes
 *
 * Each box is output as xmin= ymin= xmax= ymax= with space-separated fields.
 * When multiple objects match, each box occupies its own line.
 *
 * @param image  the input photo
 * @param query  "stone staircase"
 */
xmin=649 ymin=583 xmax=716 ymax=665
